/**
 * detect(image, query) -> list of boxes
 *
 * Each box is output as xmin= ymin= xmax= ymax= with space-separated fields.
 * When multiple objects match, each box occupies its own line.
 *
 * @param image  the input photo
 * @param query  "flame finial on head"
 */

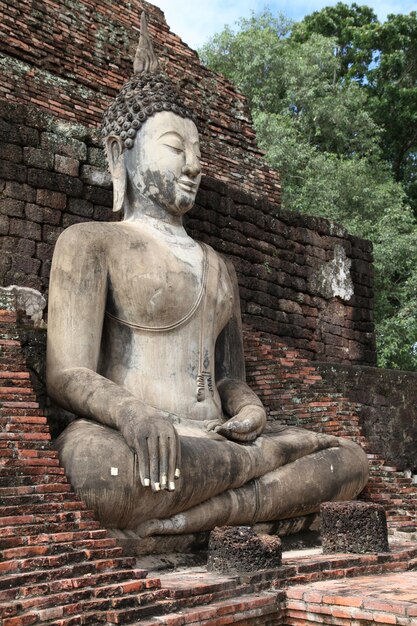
xmin=133 ymin=12 xmax=159 ymax=74
xmin=102 ymin=11 xmax=195 ymax=155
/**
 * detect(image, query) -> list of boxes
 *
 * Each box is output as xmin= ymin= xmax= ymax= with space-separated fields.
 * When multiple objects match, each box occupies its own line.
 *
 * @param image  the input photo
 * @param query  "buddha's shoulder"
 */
xmin=55 ymin=221 xmax=138 ymax=251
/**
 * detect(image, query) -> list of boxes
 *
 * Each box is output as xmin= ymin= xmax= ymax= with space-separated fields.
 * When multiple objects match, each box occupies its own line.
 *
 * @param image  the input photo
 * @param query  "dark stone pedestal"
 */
xmin=207 ymin=526 xmax=282 ymax=574
xmin=321 ymin=501 xmax=389 ymax=554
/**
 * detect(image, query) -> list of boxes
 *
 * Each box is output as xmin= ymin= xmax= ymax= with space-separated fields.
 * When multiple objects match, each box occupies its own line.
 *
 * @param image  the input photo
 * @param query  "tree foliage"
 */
xmin=199 ymin=6 xmax=417 ymax=370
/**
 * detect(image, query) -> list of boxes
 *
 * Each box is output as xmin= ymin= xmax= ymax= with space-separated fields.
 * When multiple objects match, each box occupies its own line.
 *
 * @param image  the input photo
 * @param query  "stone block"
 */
xmin=0 ymin=198 xmax=25 ymax=218
xmin=40 ymin=132 xmax=87 ymax=160
xmin=0 ymin=214 xmax=10 ymax=234
xmin=17 ymin=239 xmax=36 ymax=256
xmin=25 ymin=203 xmax=61 ymax=226
xmin=28 ymin=168 xmax=83 ymax=197
xmin=88 ymin=147 xmax=106 ymax=168
xmin=1 ymin=142 xmax=23 ymax=163
xmin=93 ymin=205 xmax=114 ymax=221
xmin=9 ymin=218 xmax=41 ymax=241
xmin=36 ymin=242 xmax=53 ymax=261
xmin=81 ymin=164 xmax=111 ymax=187
xmin=321 ymin=501 xmax=389 ymax=554
xmin=207 ymin=526 xmax=282 ymax=574
xmin=54 ymin=154 xmax=79 ymax=177
xmin=36 ymin=188 xmax=67 ymax=210
xmin=23 ymin=147 xmax=54 ymax=170
xmin=0 ymin=159 xmax=27 ymax=182
xmin=11 ymin=254 xmax=41 ymax=275
xmin=62 ymin=214 xmax=90 ymax=228
xmin=83 ymin=184 xmax=113 ymax=207
xmin=42 ymin=225 xmax=63 ymax=245
xmin=67 ymin=197 xmax=93 ymax=218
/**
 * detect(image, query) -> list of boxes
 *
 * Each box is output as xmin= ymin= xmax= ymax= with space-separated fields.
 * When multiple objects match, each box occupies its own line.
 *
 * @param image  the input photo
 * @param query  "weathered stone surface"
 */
xmin=0 ymin=285 xmax=46 ymax=323
xmin=54 ymin=154 xmax=79 ymax=177
xmin=317 ymin=363 xmax=417 ymax=471
xmin=207 ymin=526 xmax=282 ymax=574
xmin=321 ymin=501 xmax=389 ymax=554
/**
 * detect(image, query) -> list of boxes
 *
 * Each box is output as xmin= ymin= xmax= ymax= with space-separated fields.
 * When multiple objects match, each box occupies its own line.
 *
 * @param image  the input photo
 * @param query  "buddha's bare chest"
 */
xmin=106 ymin=244 xmax=205 ymax=328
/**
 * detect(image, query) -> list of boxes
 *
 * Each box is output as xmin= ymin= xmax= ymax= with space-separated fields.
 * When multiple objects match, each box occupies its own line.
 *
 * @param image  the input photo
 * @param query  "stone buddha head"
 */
xmin=102 ymin=13 xmax=201 ymax=219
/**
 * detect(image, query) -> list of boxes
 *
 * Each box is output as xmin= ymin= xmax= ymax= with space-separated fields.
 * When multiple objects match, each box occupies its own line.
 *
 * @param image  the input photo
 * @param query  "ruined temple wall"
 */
xmin=0 ymin=0 xmax=281 ymax=202
xmin=316 ymin=363 xmax=417 ymax=471
xmin=0 ymin=103 xmax=376 ymax=364
xmin=0 ymin=0 xmax=376 ymax=364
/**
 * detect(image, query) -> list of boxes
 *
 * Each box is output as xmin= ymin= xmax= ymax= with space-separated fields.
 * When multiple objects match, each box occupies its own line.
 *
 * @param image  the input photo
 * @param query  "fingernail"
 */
xmin=161 ymin=474 xmax=167 ymax=487
xmin=169 ymin=481 xmax=175 ymax=491
xmin=154 ymin=482 xmax=161 ymax=491
xmin=144 ymin=478 xmax=150 ymax=487
xmin=175 ymin=468 xmax=181 ymax=478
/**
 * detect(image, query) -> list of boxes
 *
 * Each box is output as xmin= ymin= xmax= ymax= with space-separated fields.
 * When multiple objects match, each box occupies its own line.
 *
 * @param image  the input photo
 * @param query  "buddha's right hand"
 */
xmin=119 ymin=407 xmax=180 ymax=493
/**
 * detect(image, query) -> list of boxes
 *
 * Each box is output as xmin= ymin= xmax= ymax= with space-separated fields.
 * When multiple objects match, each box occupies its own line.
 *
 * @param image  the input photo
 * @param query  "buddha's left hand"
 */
xmin=212 ymin=405 xmax=266 ymax=442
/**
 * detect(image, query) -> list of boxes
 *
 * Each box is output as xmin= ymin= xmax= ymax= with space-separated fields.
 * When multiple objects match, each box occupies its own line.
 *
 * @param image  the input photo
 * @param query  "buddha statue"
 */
xmin=46 ymin=14 xmax=368 ymax=537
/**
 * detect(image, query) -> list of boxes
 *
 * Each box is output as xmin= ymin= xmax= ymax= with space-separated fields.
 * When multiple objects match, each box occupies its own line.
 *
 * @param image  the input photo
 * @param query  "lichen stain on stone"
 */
xmin=309 ymin=245 xmax=354 ymax=302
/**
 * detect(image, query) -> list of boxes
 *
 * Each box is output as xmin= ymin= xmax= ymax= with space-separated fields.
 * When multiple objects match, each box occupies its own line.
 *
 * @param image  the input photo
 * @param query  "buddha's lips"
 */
xmin=177 ymin=178 xmax=198 ymax=193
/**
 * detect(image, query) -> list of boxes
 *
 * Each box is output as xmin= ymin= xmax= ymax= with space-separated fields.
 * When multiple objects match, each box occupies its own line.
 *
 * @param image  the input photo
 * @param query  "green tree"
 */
xmin=200 ymin=9 xmax=417 ymax=370
xmin=292 ymin=6 xmax=417 ymax=215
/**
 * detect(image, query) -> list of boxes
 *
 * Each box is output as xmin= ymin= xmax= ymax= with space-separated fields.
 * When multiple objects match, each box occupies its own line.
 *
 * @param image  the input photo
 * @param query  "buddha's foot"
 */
xmin=136 ymin=491 xmax=236 ymax=537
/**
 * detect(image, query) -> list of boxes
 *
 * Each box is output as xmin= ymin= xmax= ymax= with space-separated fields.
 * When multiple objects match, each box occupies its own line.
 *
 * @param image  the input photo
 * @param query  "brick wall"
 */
xmin=0 ymin=0 xmax=281 ymax=203
xmin=1 ymin=102 xmax=376 ymax=363
xmin=316 ymin=363 xmax=417 ymax=472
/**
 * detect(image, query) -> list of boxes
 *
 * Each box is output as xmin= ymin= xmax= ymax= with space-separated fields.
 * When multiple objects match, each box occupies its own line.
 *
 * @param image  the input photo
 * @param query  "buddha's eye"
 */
xmin=163 ymin=143 xmax=184 ymax=154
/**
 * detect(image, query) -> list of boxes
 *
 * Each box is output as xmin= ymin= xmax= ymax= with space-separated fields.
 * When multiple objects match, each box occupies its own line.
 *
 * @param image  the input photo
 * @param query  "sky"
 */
xmin=151 ymin=0 xmax=416 ymax=50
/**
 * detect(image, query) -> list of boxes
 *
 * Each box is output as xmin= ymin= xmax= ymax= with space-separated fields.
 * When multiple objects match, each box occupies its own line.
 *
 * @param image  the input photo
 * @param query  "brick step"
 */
xmin=0 ymin=474 xmax=68 ymax=487
xmin=0 ymin=509 xmax=98 ymax=529
xmin=1 ymin=585 xmax=166 ymax=622
xmin=1 ymin=545 xmax=127 ymax=574
xmin=2 ymin=536 xmax=118 ymax=560
xmin=0 ymin=423 xmax=51 ymax=434
xmin=2 ymin=593 xmax=169 ymax=626
xmin=386 ymin=506 xmax=416 ymax=513
xmin=0 ymin=548 xmax=136 ymax=588
xmin=0 ymin=573 xmax=154 ymax=606
xmin=0 ymin=449 xmax=57 ymax=461
xmin=7 ymin=591 xmax=169 ymax=626
xmin=140 ymin=591 xmax=281 ymax=626
xmin=0 ymin=492 xmax=83 ymax=507
xmin=0 ymin=381 xmax=36 ymax=391
xmin=365 ymin=476 xmax=414 ymax=485
xmin=0 ymin=410 xmax=45 ymax=420
xmin=0 ymin=568 xmax=150 ymax=602
xmin=0 ymin=484 xmax=72 ymax=496
xmin=1 ymin=457 xmax=61 ymax=470
xmin=0 ymin=519 xmax=102 ymax=538
xmin=0 ymin=444 xmax=54 ymax=455
xmin=0 ymin=372 xmax=30 ymax=379
xmin=1 ymin=500 xmax=89 ymax=517
xmin=364 ymin=481 xmax=416 ymax=491
xmin=0 ymin=528 xmax=109 ymax=550
xmin=0 ymin=433 xmax=51 ymax=443
xmin=0 ymin=414 xmax=47 ymax=423
xmin=1 ymin=402 xmax=42 ymax=412
xmin=0 ymin=466 xmax=66 ymax=477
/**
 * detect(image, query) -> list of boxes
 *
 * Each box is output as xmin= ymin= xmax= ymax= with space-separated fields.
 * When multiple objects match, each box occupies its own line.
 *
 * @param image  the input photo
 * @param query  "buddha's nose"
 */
xmin=182 ymin=151 xmax=201 ymax=178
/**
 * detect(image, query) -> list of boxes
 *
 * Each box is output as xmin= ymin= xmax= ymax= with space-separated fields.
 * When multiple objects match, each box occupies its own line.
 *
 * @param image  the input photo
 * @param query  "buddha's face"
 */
xmin=125 ymin=111 xmax=202 ymax=216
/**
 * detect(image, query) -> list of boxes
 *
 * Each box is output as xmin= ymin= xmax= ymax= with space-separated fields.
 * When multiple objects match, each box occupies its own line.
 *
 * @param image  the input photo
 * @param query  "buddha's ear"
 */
xmin=105 ymin=135 xmax=126 ymax=213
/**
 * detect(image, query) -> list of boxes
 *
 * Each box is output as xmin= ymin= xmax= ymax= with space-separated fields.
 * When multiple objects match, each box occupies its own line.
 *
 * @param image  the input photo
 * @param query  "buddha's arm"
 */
xmin=214 ymin=259 xmax=266 ymax=442
xmin=46 ymin=225 xmax=179 ymax=491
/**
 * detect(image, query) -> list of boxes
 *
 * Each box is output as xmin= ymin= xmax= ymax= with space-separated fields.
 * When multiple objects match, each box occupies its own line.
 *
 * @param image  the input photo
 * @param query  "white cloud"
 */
xmin=151 ymin=0 xmax=416 ymax=50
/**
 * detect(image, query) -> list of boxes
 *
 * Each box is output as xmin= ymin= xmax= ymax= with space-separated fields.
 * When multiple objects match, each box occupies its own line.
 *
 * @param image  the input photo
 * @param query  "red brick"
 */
xmin=373 ymin=612 xmax=397 ymax=624
xmin=323 ymin=594 xmax=363 ymax=608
